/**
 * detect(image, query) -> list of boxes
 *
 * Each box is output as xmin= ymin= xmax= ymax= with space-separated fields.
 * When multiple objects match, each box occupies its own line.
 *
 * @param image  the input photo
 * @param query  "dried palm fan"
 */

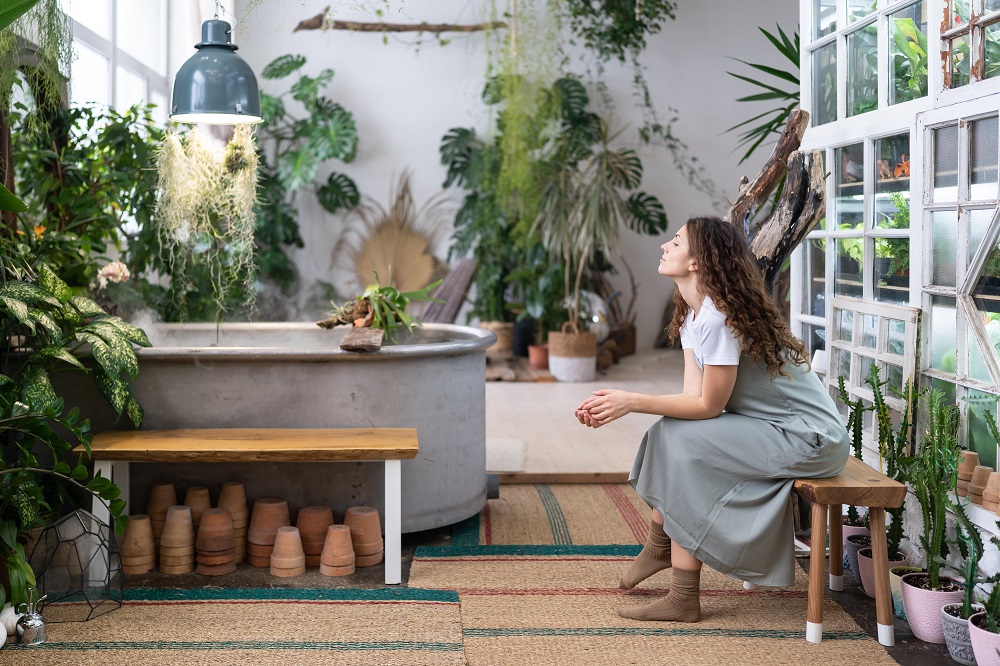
xmin=334 ymin=171 xmax=449 ymax=294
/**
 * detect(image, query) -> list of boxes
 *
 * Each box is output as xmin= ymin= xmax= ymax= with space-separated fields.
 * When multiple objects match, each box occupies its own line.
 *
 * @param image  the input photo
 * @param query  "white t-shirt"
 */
xmin=680 ymin=295 xmax=742 ymax=367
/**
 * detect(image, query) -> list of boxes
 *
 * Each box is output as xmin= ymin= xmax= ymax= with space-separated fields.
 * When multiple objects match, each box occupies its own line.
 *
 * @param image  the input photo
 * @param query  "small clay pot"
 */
xmin=159 ymin=543 xmax=196 ymax=557
xmin=196 ymin=561 xmax=236 ymax=576
xmin=305 ymin=554 xmax=321 ymax=567
xmin=270 ymin=554 xmax=306 ymax=569
xmin=197 ymin=508 xmax=235 ymax=552
xmin=184 ymin=487 xmax=212 ymax=528
xmin=217 ymin=482 xmax=249 ymax=522
xmin=959 ymin=451 xmax=981 ymax=480
xmin=296 ymin=506 xmax=334 ymax=544
xmin=160 ymin=562 xmax=195 ymax=575
xmin=197 ymin=550 xmax=236 ymax=566
xmin=969 ymin=465 xmax=993 ymax=495
xmin=121 ymin=514 xmax=156 ymax=557
xmin=123 ymin=564 xmax=155 ymax=576
xmin=985 ymin=472 xmax=1000 ymax=498
xmin=957 ymin=479 xmax=971 ymax=497
xmin=271 ymin=526 xmax=305 ymax=560
xmin=146 ymin=482 xmax=177 ymax=514
xmin=270 ymin=564 xmax=306 ymax=578
xmin=319 ymin=562 xmax=354 ymax=577
xmin=343 ymin=506 xmax=383 ymax=556
xmin=320 ymin=525 xmax=355 ymax=567
xmin=120 ymin=553 xmax=156 ymax=567
xmin=246 ymin=542 xmax=274 ymax=558
xmin=246 ymin=555 xmax=271 ymax=568
xmin=160 ymin=505 xmax=195 ymax=547
xmin=248 ymin=497 xmax=290 ymax=545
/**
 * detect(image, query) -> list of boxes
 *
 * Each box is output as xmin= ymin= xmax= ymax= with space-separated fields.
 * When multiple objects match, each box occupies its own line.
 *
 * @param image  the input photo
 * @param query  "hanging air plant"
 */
xmin=155 ymin=124 xmax=260 ymax=321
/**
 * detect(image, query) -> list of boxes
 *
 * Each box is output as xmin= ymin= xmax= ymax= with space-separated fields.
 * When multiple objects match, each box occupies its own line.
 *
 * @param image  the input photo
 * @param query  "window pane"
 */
xmin=969 ymin=324 xmax=994 ymax=383
xmin=813 ymin=0 xmax=836 ymax=38
xmin=847 ymin=25 xmax=878 ymax=116
xmin=836 ymin=239 xmax=863 ymax=296
xmin=931 ymin=210 xmax=957 ymax=287
xmin=985 ymin=23 xmax=1000 ymax=80
xmin=802 ymin=323 xmax=826 ymax=359
xmin=67 ymin=0 xmax=110 ymax=39
xmin=835 ymin=143 xmax=864 ymax=224
xmin=875 ymin=238 xmax=909 ymax=303
xmin=837 ymin=309 xmax=854 ymax=342
xmin=848 ymin=0 xmax=875 ymax=23
xmin=971 ymin=209 xmax=994 ymax=269
xmin=973 ymin=236 xmax=1000 ymax=315
xmin=987 ymin=0 xmax=1000 ymax=13
xmin=887 ymin=318 xmax=906 ymax=355
xmin=950 ymin=36 xmax=971 ymax=88
xmin=811 ymin=42 xmax=837 ymax=127
xmin=883 ymin=363 xmax=904 ymax=393
xmin=115 ymin=66 xmax=146 ymax=113
xmin=151 ymin=90 xmax=168 ymax=126
xmin=968 ymin=390 xmax=999 ymax=469
xmin=934 ymin=125 xmax=959 ymax=202
xmin=861 ymin=314 xmax=878 ymax=348
xmin=71 ymin=41 xmax=110 ymax=107
xmin=874 ymin=134 xmax=910 ymax=228
xmin=954 ymin=0 xmax=974 ymax=26
xmin=889 ymin=2 xmax=928 ymax=105
xmin=803 ymin=238 xmax=826 ymax=318
xmin=835 ymin=347 xmax=852 ymax=382
xmin=117 ymin=0 xmax=167 ymax=76
xmin=929 ymin=295 xmax=957 ymax=374
xmin=971 ymin=116 xmax=999 ymax=201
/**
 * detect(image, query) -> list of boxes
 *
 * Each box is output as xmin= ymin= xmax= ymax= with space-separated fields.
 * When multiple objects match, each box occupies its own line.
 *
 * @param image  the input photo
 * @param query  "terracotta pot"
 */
xmin=943 ymin=603 xmax=983 ymax=666
xmin=159 ymin=544 xmax=196 ymax=557
xmin=160 ymin=563 xmax=195 ymax=575
xmin=183 ymin=486 xmax=212 ymax=528
xmin=969 ymin=465 xmax=994 ymax=501
xmin=159 ymin=505 xmax=195 ymax=548
xmin=296 ymin=506 xmax=334 ymax=552
xmin=246 ymin=555 xmax=271 ymax=568
xmin=305 ymin=554 xmax=321 ymax=567
xmin=197 ymin=549 xmax=236 ymax=566
xmin=900 ymin=572 xmax=964 ymax=643
xmin=959 ymin=451 xmax=981 ymax=480
xmin=123 ymin=564 xmax=155 ymax=576
xmin=319 ymin=562 xmax=355 ymax=577
xmin=527 ymin=344 xmax=549 ymax=370
xmin=246 ymin=542 xmax=274 ymax=558
xmin=196 ymin=508 xmax=235 ymax=552
xmin=343 ymin=506 xmax=383 ymax=557
xmin=217 ymin=482 xmax=249 ymax=523
xmin=248 ymin=497 xmax=290 ymax=545
xmin=355 ymin=552 xmax=384 ymax=567
xmin=272 ymin=526 xmax=305 ymax=559
xmin=857 ymin=547 xmax=907 ymax=598
xmin=120 ymin=553 xmax=156 ymax=567
xmin=844 ymin=533 xmax=871 ymax=585
xmin=146 ymin=483 xmax=177 ymax=532
xmin=320 ymin=525 xmax=355 ymax=568
xmin=196 ymin=561 xmax=236 ymax=576
xmin=957 ymin=479 xmax=971 ymax=497
xmin=159 ymin=553 xmax=196 ymax=566
xmin=889 ymin=565 xmax=922 ymax=619
xmin=971 ymin=611 xmax=1000 ymax=666
xmin=121 ymin=514 xmax=155 ymax=558
xmin=986 ymin=472 xmax=1000 ymax=499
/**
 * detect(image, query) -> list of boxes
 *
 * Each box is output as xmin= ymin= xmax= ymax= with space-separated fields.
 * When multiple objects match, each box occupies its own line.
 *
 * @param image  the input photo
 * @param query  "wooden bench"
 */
xmin=792 ymin=455 xmax=907 ymax=647
xmin=76 ymin=428 xmax=419 ymax=585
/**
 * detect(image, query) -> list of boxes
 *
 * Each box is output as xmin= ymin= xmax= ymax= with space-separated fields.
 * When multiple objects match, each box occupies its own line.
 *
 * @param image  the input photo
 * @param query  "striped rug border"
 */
xmin=536 ymin=484 xmax=572 ymax=544
xmin=414 ymin=544 xmax=641 ymax=558
xmin=601 ymin=483 xmax=646 ymax=543
xmin=7 ymin=640 xmax=466 ymax=652
xmin=463 ymin=627 xmax=871 ymax=640
xmin=122 ymin=588 xmax=459 ymax=603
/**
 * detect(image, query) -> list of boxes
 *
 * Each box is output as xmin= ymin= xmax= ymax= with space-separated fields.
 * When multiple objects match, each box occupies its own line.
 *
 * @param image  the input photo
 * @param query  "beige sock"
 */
xmin=619 ymin=520 xmax=671 ymax=590
xmin=618 ymin=567 xmax=702 ymax=622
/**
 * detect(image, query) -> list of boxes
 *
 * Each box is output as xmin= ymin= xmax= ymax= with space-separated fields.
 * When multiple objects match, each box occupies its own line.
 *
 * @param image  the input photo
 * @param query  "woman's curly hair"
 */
xmin=666 ymin=216 xmax=809 ymax=379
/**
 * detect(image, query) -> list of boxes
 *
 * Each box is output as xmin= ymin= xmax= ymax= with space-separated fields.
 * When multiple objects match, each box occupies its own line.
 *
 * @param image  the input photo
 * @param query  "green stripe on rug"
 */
xmin=122 ymin=588 xmax=459 ymax=603
xmin=9 ymin=640 xmax=465 ymax=652
xmin=415 ymin=544 xmax=641 ymax=557
xmin=463 ymin=628 xmax=872 ymax=640
xmin=536 ymin=484 xmax=572 ymax=544
xmin=450 ymin=513 xmax=480 ymax=547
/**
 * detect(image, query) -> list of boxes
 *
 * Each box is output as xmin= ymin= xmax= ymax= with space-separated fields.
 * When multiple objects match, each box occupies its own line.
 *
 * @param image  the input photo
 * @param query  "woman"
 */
xmin=576 ymin=216 xmax=849 ymax=623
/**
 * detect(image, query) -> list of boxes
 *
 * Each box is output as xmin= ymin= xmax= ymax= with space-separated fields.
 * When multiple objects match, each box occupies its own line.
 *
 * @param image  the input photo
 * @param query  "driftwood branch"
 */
xmin=295 ymin=7 xmax=507 ymax=34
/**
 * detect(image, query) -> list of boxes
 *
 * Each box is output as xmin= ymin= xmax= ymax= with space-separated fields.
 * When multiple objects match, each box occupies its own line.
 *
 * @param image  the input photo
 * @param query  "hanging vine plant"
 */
xmin=155 ymin=125 xmax=260 ymax=322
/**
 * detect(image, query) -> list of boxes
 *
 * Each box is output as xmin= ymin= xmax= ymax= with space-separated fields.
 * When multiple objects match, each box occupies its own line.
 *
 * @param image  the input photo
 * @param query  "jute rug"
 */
xmin=410 ymin=483 xmax=900 ymax=666
xmin=0 ymin=588 xmax=465 ymax=666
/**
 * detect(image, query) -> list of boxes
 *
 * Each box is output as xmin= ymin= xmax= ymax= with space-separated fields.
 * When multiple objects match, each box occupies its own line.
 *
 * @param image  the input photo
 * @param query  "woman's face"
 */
xmin=658 ymin=225 xmax=697 ymax=279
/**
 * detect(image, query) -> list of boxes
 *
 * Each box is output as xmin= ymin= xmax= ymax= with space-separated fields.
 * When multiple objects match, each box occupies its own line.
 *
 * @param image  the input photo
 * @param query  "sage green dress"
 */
xmin=629 ymin=310 xmax=849 ymax=587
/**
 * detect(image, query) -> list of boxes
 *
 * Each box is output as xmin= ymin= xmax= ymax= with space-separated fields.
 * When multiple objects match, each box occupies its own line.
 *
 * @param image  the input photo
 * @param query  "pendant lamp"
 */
xmin=170 ymin=18 xmax=262 ymax=125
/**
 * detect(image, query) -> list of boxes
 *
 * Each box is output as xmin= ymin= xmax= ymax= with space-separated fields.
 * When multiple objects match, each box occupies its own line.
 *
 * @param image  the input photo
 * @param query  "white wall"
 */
xmin=232 ymin=0 xmax=797 ymax=348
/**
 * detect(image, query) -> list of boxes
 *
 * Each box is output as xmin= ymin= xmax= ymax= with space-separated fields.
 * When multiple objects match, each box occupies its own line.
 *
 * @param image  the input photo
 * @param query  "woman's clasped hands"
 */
xmin=576 ymin=389 xmax=633 ymax=428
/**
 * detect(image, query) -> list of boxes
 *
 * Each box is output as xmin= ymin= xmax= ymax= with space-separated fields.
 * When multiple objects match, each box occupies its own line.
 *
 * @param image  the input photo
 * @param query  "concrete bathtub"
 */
xmin=90 ymin=322 xmax=494 ymax=533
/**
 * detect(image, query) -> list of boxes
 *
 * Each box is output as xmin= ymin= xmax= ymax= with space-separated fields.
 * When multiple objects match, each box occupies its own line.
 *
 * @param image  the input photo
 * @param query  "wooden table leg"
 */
xmin=807 ymin=501 xmax=827 ymax=643
xmin=829 ymin=502 xmax=843 ymax=591
xmin=868 ymin=508 xmax=895 ymax=646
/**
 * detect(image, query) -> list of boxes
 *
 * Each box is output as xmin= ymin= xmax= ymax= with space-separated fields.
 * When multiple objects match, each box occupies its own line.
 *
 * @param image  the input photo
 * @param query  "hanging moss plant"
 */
xmin=0 ymin=0 xmax=71 ymax=117
xmin=155 ymin=125 xmax=260 ymax=322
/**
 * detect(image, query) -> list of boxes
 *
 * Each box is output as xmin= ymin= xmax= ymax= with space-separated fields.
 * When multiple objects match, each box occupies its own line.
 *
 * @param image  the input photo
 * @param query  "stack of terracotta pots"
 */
xmin=247 ymin=497 xmax=290 ymax=567
xmin=270 ymin=526 xmax=306 ymax=577
xmin=296 ymin=506 xmax=334 ymax=567
xmin=319 ymin=524 xmax=355 ymax=576
xmin=958 ymin=451 xmax=980 ymax=497
xmin=120 ymin=514 xmax=156 ymax=575
xmin=343 ymin=506 xmax=383 ymax=567
xmin=160 ymin=505 xmax=196 ymax=574
xmin=195 ymin=508 xmax=237 ymax=575
xmin=984 ymin=472 xmax=1000 ymax=512
xmin=969 ymin=465 xmax=994 ymax=505
xmin=146 ymin=482 xmax=177 ymax=546
xmin=218 ymin=482 xmax=249 ymax=563
xmin=184 ymin=486 xmax=212 ymax=529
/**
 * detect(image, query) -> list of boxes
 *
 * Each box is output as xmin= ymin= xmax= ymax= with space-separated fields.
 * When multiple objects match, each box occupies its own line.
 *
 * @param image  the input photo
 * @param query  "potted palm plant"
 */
xmin=899 ymin=388 xmax=964 ymax=644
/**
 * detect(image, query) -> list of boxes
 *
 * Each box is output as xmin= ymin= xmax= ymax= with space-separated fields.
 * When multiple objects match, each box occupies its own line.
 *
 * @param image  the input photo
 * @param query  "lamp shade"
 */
xmin=170 ymin=19 xmax=262 ymax=125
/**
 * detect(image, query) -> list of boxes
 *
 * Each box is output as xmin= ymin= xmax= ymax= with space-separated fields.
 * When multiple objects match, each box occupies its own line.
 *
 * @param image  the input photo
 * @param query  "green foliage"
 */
xmin=506 ymin=241 xmax=566 ymax=343
xmin=836 ymin=375 xmax=868 ymax=528
xmin=0 ymin=0 xmax=71 ymax=120
xmin=889 ymin=17 xmax=928 ymax=103
xmin=726 ymin=25 xmax=799 ymax=166
xmin=951 ymin=501 xmax=984 ymax=619
xmin=876 ymin=192 xmax=910 ymax=278
xmin=256 ymin=53 xmax=361 ymax=292
xmin=558 ymin=0 xmax=676 ymax=63
xmin=330 ymin=274 xmax=442 ymax=342
xmin=900 ymin=389 xmax=962 ymax=589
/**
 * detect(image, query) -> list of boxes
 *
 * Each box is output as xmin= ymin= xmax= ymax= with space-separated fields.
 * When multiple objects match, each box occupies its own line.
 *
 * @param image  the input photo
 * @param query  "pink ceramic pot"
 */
xmin=900 ymin=572 xmax=964 ymax=643
xmin=970 ymin=612 xmax=1000 ymax=666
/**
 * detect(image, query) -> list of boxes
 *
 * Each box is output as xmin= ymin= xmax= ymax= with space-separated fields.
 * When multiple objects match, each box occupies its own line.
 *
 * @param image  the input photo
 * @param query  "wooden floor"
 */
xmin=485 ymin=348 xmax=682 ymax=476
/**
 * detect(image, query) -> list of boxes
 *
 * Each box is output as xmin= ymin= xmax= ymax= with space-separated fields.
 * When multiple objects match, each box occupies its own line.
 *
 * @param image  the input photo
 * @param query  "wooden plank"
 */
xmin=497 ymin=472 xmax=630 ymax=485
xmin=340 ymin=327 xmax=384 ymax=352
xmin=793 ymin=457 xmax=906 ymax=508
xmin=78 ymin=428 xmax=419 ymax=463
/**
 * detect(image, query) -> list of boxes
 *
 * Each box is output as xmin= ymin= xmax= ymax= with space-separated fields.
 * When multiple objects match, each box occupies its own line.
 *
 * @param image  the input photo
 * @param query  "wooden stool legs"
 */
xmin=805 ymin=501 xmax=895 ymax=647
xmin=807 ymin=502 xmax=827 ymax=643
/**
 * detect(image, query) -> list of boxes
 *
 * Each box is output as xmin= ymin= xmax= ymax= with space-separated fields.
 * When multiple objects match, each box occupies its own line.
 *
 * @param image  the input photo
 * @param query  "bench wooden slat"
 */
xmin=792 ymin=456 xmax=906 ymax=509
xmin=78 ymin=428 xmax=420 ymax=463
